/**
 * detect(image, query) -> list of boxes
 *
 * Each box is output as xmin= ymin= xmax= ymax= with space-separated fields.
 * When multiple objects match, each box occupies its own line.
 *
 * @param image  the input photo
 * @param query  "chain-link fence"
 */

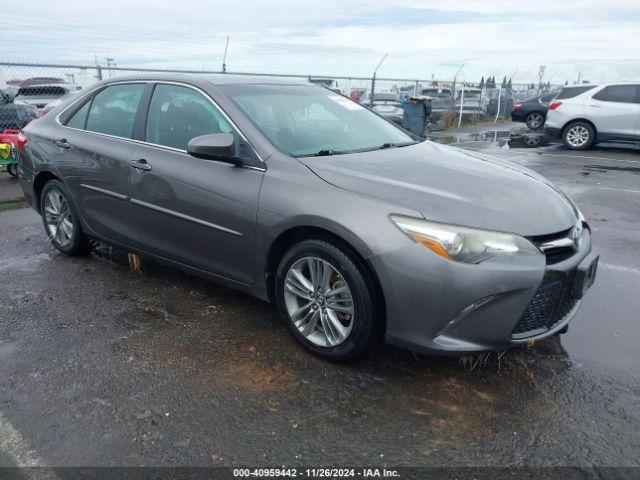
xmin=0 ymin=61 xmax=561 ymax=135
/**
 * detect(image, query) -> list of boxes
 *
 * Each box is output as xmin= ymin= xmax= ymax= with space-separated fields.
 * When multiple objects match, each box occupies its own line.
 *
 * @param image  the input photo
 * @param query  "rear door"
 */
xmin=126 ymin=82 xmax=264 ymax=284
xmin=587 ymin=84 xmax=640 ymax=140
xmin=57 ymin=82 xmax=148 ymax=244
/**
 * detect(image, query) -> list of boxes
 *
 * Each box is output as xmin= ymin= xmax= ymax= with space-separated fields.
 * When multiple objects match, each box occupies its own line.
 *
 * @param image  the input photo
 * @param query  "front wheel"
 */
xmin=6 ymin=164 xmax=17 ymax=177
xmin=563 ymin=121 xmax=595 ymax=150
xmin=275 ymin=239 xmax=380 ymax=361
xmin=40 ymin=180 xmax=91 ymax=255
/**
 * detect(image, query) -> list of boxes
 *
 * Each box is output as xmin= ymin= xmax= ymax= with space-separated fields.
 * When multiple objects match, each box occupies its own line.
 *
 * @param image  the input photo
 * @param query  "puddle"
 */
xmin=557 ymin=266 xmax=640 ymax=375
xmin=429 ymin=129 xmax=552 ymax=149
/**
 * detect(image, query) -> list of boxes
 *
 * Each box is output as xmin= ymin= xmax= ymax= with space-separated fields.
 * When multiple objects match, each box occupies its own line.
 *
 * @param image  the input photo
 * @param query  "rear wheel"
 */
xmin=40 ymin=180 xmax=91 ymax=255
xmin=563 ymin=121 xmax=595 ymax=150
xmin=526 ymin=111 xmax=544 ymax=130
xmin=6 ymin=164 xmax=17 ymax=177
xmin=275 ymin=239 xmax=380 ymax=361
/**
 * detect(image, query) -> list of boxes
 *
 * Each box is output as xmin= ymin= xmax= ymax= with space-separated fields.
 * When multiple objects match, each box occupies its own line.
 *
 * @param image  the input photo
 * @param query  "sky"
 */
xmin=4 ymin=0 xmax=640 ymax=85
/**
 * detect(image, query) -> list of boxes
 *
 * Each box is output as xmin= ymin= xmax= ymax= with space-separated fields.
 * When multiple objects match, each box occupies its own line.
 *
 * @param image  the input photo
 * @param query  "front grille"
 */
xmin=530 ymin=228 xmax=576 ymax=265
xmin=511 ymin=271 xmax=577 ymax=339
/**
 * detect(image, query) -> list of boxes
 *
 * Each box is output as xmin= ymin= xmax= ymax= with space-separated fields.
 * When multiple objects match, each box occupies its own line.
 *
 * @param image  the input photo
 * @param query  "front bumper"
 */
xmin=372 ymin=228 xmax=593 ymax=355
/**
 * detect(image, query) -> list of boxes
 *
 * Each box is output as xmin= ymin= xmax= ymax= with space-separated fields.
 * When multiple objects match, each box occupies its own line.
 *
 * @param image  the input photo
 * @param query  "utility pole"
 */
xmin=94 ymin=54 xmax=102 ymax=81
xmin=370 ymin=53 xmax=388 ymax=106
xmin=222 ymin=36 xmax=230 ymax=73
xmin=105 ymin=57 xmax=115 ymax=78
xmin=452 ymin=62 xmax=465 ymax=98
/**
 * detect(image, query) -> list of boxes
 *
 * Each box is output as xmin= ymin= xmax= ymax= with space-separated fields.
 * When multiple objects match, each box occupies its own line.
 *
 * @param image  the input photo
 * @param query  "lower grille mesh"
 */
xmin=512 ymin=271 xmax=577 ymax=338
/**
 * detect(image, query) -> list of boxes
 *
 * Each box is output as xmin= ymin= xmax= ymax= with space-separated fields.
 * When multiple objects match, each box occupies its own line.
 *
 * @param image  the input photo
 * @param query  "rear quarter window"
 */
xmin=555 ymin=86 xmax=596 ymax=99
xmin=592 ymin=85 xmax=638 ymax=103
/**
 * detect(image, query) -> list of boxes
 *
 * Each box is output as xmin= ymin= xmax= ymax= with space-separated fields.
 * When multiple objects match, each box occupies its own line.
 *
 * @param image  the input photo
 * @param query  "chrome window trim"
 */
xmin=54 ymin=79 xmax=266 ymax=171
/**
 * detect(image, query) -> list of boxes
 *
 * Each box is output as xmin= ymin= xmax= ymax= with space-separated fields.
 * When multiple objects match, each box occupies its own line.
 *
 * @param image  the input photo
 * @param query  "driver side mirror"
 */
xmin=187 ymin=133 xmax=242 ymax=165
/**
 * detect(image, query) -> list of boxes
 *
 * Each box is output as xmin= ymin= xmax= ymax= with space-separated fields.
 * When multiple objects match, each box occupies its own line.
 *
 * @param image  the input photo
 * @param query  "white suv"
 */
xmin=545 ymin=83 xmax=640 ymax=150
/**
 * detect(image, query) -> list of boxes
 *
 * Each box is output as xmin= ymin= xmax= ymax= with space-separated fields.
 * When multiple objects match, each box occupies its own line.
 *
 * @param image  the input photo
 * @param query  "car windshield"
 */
xmin=222 ymin=84 xmax=418 ymax=157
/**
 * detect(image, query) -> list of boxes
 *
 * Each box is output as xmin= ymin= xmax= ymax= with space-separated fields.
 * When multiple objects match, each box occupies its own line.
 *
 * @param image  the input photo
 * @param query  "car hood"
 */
xmin=299 ymin=141 xmax=577 ymax=236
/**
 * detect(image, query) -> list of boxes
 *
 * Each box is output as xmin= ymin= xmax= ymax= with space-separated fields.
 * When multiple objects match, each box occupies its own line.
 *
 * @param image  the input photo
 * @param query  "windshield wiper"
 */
xmin=316 ymin=149 xmax=336 ymax=156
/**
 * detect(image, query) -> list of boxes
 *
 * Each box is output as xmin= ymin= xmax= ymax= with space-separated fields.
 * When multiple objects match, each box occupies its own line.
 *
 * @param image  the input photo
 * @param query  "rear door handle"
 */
xmin=588 ymin=104 xmax=601 ymax=108
xmin=129 ymin=159 xmax=152 ymax=171
xmin=54 ymin=139 xmax=70 ymax=149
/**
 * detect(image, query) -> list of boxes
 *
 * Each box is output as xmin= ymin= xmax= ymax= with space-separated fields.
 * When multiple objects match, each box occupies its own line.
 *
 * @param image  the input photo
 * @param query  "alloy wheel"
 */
xmin=284 ymin=256 xmax=355 ymax=347
xmin=527 ymin=112 xmax=543 ymax=129
xmin=566 ymin=125 xmax=590 ymax=147
xmin=43 ymin=190 xmax=74 ymax=248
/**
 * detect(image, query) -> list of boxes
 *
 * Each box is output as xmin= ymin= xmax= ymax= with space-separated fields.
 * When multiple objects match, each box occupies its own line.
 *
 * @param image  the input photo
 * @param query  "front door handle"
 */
xmin=588 ymin=104 xmax=601 ymax=108
xmin=54 ymin=139 xmax=70 ymax=149
xmin=129 ymin=159 xmax=152 ymax=171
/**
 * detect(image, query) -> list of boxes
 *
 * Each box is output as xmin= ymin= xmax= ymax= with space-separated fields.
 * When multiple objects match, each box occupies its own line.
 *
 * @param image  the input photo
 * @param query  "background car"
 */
xmin=420 ymin=87 xmax=453 ymax=118
xmin=13 ymin=83 xmax=76 ymax=113
xmin=454 ymin=87 xmax=487 ymax=115
xmin=511 ymin=91 xmax=559 ymax=129
xmin=363 ymin=92 xmax=404 ymax=124
xmin=545 ymin=83 xmax=640 ymax=149
xmin=349 ymin=87 xmax=366 ymax=102
xmin=0 ymin=89 xmax=39 ymax=130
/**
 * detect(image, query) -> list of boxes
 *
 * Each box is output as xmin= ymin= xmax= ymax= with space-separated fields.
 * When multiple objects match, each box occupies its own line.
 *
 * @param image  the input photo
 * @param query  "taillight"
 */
xmin=548 ymin=101 xmax=562 ymax=110
xmin=513 ymin=103 xmax=521 ymax=110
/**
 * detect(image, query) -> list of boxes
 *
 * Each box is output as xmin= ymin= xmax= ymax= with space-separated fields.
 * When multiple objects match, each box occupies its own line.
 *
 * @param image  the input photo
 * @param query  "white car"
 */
xmin=454 ymin=87 xmax=488 ymax=115
xmin=545 ymin=83 xmax=640 ymax=150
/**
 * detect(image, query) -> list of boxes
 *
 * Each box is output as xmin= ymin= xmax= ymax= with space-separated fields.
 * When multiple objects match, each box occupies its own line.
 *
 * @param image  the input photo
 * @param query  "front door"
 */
xmin=587 ymin=84 xmax=640 ymax=140
xmin=126 ymin=83 xmax=264 ymax=284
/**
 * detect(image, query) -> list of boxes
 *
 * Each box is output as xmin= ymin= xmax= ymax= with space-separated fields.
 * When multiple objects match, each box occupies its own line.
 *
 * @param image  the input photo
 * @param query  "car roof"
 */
xmin=96 ymin=73 xmax=311 ymax=87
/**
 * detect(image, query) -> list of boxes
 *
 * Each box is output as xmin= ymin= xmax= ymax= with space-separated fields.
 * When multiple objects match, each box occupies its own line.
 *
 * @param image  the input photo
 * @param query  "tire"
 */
xmin=563 ymin=121 xmax=595 ymax=150
xmin=526 ymin=111 xmax=544 ymax=130
xmin=40 ymin=179 xmax=91 ymax=255
xmin=6 ymin=164 xmax=17 ymax=177
xmin=274 ymin=239 xmax=380 ymax=361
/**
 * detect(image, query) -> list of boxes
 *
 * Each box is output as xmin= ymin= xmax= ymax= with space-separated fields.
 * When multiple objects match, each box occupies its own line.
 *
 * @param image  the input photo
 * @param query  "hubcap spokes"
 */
xmin=44 ymin=190 xmax=74 ymax=248
xmin=284 ymin=256 xmax=354 ymax=347
xmin=567 ymin=126 xmax=588 ymax=146
xmin=529 ymin=113 xmax=542 ymax=128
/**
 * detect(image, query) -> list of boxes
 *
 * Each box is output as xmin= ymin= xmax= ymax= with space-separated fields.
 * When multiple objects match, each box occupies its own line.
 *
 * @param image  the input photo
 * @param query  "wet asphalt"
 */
xmin=0 ymin=126 xmax=639 ymax=468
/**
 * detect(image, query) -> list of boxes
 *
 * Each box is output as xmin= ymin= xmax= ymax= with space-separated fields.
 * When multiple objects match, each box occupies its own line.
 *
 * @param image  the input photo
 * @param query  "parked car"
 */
xmin=13 ymin=83 xmax=75 ymax=112
xmin=20 ymin=74 xmax=597 ymax=361
xmin=511 ymin=91 xmax=559 ymax=130
xmin=420 ymin=88 xmax=453 ymax=117
xmin=0 ymin=89 xmax=39 ymax=130
xmin=545 ymin=83 xmax=639 ymax=150
xmin=367 ymin=92 xmax=404 ymax=124
xmin=349 ymin=88 xmax=366 ymax=102
xmin=454 ymin=87 xmax=487 ymax=115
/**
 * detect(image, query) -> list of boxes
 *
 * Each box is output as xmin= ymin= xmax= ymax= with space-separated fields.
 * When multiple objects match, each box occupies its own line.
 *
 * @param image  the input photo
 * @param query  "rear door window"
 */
xmin=85 ymin=83 xmax=145 ymax=139
xmin=592 ymin=85 xmax=638 ymax=103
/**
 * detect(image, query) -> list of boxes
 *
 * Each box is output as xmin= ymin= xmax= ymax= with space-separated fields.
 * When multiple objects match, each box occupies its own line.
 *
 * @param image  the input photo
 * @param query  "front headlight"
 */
xmin=390 ymin=215 xmax=541 ymax=264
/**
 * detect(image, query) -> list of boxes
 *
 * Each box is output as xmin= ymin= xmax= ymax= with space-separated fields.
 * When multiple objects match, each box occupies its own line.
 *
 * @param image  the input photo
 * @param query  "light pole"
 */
xmin=105 ymin=57 xmax=115 ymax=78
xmin=222 ymin=36 xmax=230 ymax=73
xmin=370 ymin=53 xmax=388 ymax=106
xmin=452 ymin=62 xmax=465 ymax=98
